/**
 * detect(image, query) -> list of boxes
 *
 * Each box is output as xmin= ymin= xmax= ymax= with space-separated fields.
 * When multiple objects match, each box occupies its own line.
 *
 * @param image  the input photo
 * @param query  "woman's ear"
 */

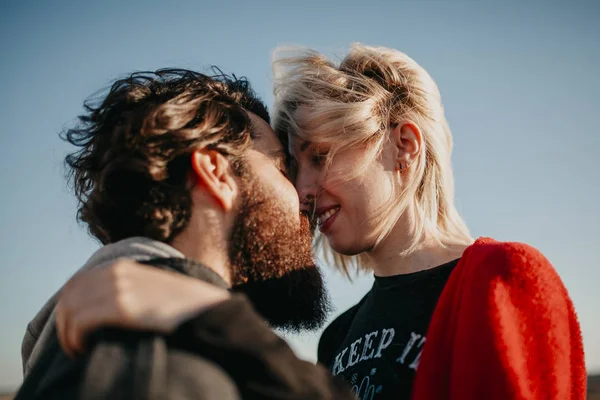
xmin=391 ymin=121 xmax=422 ymax=171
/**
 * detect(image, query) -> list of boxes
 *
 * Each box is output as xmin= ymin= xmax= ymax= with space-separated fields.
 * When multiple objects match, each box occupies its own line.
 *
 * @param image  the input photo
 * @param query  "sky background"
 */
xmin=1 ymin=0 xmax=599 ymax=390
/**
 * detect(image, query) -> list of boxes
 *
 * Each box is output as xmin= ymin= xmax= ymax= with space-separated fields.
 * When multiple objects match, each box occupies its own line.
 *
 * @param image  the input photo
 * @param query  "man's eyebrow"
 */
xmin=268 ymin=149 xmax=287 ymax=161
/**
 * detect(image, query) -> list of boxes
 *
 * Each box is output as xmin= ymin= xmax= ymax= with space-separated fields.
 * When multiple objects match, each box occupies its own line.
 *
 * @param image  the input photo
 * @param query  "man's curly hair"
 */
xmin=62 ymin=68 xmax=270 ymax=245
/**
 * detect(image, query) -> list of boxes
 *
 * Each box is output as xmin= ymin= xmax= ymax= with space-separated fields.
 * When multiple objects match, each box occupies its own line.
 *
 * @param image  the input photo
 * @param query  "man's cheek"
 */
xmin=274 ymin=181 xmax=300 ymax=221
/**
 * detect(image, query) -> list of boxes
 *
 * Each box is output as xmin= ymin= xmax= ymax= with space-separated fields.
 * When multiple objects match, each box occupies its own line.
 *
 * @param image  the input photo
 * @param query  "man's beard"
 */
xmin=228 ymin=173 xmax=331 ymax=333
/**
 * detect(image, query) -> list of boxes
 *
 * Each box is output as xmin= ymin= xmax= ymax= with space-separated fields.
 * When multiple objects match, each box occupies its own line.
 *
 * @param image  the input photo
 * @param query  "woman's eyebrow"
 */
xmin=300 ymin=141 xmax=311 ymax=152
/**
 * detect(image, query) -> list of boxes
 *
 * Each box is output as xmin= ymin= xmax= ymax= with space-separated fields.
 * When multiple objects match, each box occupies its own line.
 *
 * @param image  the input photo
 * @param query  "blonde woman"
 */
xmin=271 ymin=44 xmax=586 ymax=400
xmin=49 ymin=46 xmax=586 ymax=400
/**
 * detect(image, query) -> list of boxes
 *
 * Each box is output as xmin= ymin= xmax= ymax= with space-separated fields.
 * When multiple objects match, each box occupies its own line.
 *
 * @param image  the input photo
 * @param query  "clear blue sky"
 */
xmin=1 ymin=0 xmax=598 ymax=390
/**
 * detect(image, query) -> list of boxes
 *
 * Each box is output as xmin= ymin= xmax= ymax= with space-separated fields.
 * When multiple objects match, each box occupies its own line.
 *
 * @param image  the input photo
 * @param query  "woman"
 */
xmin=53 ymin=44 xmax=586 ymax=399
xmin=270 ymin=44 xmax=586 ymax=399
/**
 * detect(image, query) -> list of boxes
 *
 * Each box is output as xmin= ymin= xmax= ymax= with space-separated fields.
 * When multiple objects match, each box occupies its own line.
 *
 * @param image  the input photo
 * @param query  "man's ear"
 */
xmin=190 ymin=149 xmax=238 ymax=211
xmin=391 ymin=121 xmax=422 ymax=169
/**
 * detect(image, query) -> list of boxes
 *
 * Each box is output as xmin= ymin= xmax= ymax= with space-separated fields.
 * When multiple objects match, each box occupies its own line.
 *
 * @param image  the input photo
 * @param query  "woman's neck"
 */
xmin=364 ymin=218 xmax=470 ymax=277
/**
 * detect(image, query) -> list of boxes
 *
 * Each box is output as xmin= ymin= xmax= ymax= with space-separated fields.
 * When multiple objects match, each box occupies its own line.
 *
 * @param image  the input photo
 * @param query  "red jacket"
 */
xmin=412 ymin=238 xmax=586 ymax=399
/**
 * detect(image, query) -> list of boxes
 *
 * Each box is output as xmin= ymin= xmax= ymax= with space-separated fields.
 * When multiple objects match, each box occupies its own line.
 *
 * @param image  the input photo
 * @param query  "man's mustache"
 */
xmin=300 ymin=211 xmax=318 ymax=235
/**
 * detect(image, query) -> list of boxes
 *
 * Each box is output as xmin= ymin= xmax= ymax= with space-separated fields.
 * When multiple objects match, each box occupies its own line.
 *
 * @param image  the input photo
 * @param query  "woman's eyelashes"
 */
xmin=310 ymin=150 xmax=328 ymax=167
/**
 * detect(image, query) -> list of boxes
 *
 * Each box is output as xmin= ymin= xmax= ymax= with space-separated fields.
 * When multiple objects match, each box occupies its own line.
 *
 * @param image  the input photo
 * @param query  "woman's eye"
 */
xmin=311 ymin=152 xmax=327 ymax=166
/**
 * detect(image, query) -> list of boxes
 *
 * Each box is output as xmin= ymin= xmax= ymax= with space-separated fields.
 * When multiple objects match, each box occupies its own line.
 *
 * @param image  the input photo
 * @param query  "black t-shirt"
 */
xmin=317 ymin=259 xmax=459 ymax=400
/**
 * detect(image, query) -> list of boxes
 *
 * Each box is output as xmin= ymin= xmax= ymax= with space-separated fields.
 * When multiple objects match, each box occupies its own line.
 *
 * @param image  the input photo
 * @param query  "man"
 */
xmin=16 ymin=69 xmax=354 ymax=399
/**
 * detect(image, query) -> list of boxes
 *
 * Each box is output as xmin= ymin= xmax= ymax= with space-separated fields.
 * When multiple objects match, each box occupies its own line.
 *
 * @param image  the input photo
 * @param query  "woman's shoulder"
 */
xmin=459 ymin=237 xmax=565 ymax=293
xmin=468 ymin=237 xmax=546 ymax=259
xmin=320 ymin=301 xmax=362 ymax=340
xmin=317 ymin=296 xmax=367 ymax=365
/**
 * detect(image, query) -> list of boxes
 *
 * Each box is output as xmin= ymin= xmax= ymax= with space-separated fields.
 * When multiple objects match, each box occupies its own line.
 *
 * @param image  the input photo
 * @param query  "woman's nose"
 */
xmin=295 ymin=169 xmax=318 ymax=213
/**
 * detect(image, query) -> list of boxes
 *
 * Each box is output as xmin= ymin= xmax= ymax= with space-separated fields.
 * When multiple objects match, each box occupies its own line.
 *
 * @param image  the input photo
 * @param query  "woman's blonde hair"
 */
xmin=272 ymin=43 xmax=472 ymax=275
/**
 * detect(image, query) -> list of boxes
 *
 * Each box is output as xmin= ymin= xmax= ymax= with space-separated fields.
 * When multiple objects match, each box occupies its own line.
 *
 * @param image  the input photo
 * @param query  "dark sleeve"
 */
xmin=170 ymin=294 xmax=356 ymax=400
xmin=15 ymin=329 xmax=240 ymax=400
xmin=21 ymin=292 xmax=59 ymax=374
xmin=80 ymin=331 xmax=240 ymax=400
xmin=14 ymin=334 xmax=85 ymax=400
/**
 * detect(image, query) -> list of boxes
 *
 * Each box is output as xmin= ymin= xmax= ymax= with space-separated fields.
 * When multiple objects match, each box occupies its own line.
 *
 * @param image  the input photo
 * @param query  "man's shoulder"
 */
xmin=16 ymin=329 xmax=239 ymax=400
xmin=83 ymin=329 xmax=239 ymax=400
xmin=15 ymin=334 xmax=84 ymax=400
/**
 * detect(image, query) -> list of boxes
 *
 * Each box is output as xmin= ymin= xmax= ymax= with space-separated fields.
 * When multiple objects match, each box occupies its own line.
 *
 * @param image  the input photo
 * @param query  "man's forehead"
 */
xmin=247 ymin=111 xmax=283 ymax=152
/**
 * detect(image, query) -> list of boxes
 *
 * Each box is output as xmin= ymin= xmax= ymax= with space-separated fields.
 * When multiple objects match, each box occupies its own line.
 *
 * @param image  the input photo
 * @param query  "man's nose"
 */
xmin=295 ymin=170 xmax=318 ymax=214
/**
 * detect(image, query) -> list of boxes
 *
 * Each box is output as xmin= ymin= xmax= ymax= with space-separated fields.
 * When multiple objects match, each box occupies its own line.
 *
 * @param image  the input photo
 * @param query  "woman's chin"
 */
xmin=328 ymin=239 xmax=363 ymax=257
